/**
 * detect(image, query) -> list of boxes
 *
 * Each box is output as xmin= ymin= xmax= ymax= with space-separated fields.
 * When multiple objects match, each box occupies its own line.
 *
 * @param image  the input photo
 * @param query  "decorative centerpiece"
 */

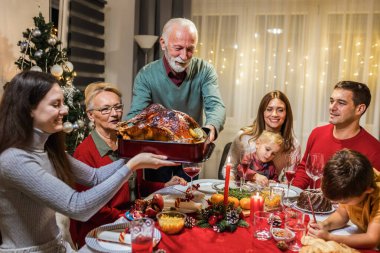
xmin=196 ymin=202 xmax=249 ymax=232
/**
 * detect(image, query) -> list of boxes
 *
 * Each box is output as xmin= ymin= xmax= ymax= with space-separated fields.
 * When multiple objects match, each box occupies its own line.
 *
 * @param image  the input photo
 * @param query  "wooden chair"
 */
xmin=218 ymin=142 xmax=232 ymax=179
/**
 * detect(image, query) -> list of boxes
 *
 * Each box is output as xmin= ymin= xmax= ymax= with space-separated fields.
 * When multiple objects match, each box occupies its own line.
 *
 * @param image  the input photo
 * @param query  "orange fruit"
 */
xmin=210 ymin=194 xmax=224 ymax=204
xmin=239 ymin=197 xmax=251 ymax=210
xmin=228 ymin=196 xmax=240 ymax=208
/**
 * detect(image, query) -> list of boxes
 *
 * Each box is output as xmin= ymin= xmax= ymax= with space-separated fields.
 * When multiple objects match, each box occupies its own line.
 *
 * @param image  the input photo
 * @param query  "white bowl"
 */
xmin=271 ymin=227 xmax=295 ymax=242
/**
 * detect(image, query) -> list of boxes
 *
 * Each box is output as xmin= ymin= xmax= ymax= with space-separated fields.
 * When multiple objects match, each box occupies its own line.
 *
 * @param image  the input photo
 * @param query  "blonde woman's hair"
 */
xmin=257 ymin=130 xmax=284 ymax=149
xmin=84 ymin=82 xmax=122 ymax=110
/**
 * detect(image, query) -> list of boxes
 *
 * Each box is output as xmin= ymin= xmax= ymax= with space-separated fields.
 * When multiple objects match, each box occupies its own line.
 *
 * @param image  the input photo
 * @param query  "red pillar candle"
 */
xmin=250 ymin=192 xmax=264 ymax=219
xmin=223 ymin=156 xmax=231 ymax=206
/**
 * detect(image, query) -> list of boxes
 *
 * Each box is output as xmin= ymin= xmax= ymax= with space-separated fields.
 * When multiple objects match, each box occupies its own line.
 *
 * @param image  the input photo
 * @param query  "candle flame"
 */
xmin=256 ymin=192 xmax=260 ymax=197
xmin=227 ymin=156 xmax=231 ymax=163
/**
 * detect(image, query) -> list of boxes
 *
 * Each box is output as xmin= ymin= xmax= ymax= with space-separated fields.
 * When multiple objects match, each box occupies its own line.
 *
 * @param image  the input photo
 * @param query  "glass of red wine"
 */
xmin=238 ymin=147 xmax=254 ymax=191
xmin=282 ymin=152 xmax=300 ymax=207
xmin=182 ymin=162 xmax=202 ymax=193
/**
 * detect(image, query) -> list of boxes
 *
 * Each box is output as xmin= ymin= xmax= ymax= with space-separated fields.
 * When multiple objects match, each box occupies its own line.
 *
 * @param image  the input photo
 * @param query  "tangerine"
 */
xmin=210 ymin=193 xmax=224 ymax=204
xmin=228 ymin=196 xmax=240 ymax=208
xmin=239 ymin=197 xmax=251 ymax=209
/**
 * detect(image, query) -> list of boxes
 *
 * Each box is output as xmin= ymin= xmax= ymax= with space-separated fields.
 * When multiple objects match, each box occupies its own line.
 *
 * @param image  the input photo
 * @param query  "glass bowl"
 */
xmin=156 ymin=211 xmax=187 ymax=234
xmin=271 ymin=227 xmax=295 ymax=242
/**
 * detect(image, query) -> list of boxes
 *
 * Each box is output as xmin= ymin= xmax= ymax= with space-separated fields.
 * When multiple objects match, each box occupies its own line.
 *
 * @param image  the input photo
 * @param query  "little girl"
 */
xmin=235 ymin=130 xmax=284 ymax=186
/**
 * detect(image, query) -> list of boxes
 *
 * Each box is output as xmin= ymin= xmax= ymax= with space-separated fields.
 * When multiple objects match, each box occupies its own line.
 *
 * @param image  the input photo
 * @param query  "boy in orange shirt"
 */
xmin=308 ymin=149 xmax=380 ymax=249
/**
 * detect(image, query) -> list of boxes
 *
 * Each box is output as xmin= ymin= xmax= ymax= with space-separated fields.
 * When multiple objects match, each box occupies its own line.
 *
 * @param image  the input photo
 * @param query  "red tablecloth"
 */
xmin=157 ymin=218 xmax=378 ymax=253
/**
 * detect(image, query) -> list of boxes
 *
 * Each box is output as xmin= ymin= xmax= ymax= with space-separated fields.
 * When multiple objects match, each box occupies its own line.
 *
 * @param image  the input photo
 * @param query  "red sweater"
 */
xmin=292 ymin=124 xmax=380 ymax=190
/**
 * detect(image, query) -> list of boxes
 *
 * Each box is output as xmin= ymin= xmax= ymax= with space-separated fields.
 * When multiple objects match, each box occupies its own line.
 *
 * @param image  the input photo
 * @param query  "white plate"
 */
xmin=85 ymin=222 xmax=161 ymax=253
xmin=193 ymin=179 xmax=224 ymax=194
xmin=292 ymin=203 xmax=336 ymax=214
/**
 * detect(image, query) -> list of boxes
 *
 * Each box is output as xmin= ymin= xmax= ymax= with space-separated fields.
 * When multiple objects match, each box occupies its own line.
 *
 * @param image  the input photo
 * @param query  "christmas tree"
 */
xmin=15 ymin=12 xmax=88 ymax=154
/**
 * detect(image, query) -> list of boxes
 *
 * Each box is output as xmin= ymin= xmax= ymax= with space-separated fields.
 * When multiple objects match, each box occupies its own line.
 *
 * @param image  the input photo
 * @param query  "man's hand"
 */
xmin=204 ymin=124 xmax=216 ymax=142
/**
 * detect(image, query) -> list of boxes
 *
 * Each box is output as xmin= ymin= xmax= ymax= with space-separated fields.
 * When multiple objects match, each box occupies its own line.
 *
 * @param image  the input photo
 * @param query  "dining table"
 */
xmin=78 ymin=179 xmax=379 ymax=253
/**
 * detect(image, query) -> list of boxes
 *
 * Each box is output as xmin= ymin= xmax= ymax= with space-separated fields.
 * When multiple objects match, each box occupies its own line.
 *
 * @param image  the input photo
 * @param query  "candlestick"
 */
xmin=224 ymin=156 xmax=231 ymax=206
xmin=250 ymin=192 xmax=264 ymax=220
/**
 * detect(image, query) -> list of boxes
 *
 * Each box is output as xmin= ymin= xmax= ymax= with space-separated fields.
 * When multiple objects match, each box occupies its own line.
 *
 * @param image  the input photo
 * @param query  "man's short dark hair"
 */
xmin=334 ymin=81 xmax=371 ymax=112
xmin=322 ymin=149 xmax=374 ymax=201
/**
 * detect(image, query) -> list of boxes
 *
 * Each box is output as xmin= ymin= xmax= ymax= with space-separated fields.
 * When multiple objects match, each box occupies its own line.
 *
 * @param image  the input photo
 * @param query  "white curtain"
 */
xmin=191 ymin=0 xmax=380 ymax=179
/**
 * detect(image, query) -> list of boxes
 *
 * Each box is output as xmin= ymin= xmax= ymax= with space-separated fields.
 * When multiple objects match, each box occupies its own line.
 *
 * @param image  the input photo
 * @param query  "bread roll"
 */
xmin=300 ymin=236 xmax=359 ymax=253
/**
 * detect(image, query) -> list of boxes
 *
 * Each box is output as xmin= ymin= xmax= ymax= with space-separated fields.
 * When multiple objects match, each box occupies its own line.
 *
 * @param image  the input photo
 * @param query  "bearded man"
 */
xmin=126 ymin=18 xmax=226 ymax=184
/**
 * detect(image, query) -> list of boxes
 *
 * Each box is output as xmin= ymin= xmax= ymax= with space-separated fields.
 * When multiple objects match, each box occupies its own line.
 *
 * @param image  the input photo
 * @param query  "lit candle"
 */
xmin=223 ymin=156 xmax=231 ymax=206
xmin=250 ymin=192 xmax=264 ymax=219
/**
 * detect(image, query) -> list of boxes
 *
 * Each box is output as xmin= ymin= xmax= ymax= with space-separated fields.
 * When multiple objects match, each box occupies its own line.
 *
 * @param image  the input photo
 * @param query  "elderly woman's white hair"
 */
xmin=84 ymin=82 xmax=122 ymax=110
xmin=161 ymin=18 xmax=198 ymax=45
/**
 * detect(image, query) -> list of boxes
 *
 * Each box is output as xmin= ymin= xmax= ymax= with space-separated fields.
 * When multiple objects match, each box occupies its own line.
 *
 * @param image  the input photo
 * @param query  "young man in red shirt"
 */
xmin=292 ymin=81 xmax=380 ymax=190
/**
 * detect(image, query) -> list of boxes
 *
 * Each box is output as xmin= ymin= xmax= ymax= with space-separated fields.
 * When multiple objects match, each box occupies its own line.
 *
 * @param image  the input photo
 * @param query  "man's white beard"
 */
xmin=165 ymin=50 xmax=190 ymax=73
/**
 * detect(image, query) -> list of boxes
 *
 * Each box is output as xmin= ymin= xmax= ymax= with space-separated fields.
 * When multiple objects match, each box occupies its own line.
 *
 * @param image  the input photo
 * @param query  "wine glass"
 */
xmin=282 ymin=152 xmax=301 ymax=206
xmin=182 ymin=162 xmax=203 ymax=193
xmin=305 ymin=153 xmax=325 ymax=189
xmin=238 ymin=146 xmax=254 ymax=191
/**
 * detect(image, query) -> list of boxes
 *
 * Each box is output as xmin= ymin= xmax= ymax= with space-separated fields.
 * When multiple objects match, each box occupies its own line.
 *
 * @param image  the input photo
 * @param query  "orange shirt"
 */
xmin=341 ymin=169 xmax=380 ymax=233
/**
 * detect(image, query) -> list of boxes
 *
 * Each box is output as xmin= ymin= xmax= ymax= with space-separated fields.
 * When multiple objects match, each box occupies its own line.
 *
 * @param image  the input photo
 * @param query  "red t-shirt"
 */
xmin=292 ymin=124 xmax=380 ymax=190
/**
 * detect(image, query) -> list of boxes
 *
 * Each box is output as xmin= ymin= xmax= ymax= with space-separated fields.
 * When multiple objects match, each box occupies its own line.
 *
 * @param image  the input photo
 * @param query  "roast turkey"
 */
xmin=117 ymin=104 xmax=206 ymax=143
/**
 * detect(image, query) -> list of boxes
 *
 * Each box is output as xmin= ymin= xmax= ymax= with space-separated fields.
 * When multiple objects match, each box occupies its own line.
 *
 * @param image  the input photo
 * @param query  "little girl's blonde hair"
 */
xmin=257 ymin=130 xmax=284 ymax=149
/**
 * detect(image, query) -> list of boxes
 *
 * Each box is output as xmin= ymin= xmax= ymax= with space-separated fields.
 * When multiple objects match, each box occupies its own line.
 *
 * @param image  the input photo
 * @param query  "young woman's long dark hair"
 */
xmin=240 ymin=90 xmax=295 ymax=152
xmin=0 ymin=71 xmax=74 ymax=186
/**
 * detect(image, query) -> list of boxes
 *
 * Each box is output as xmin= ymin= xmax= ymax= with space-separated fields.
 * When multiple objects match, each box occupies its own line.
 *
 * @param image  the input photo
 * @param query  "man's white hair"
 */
xmin=162 ymin=18 xmax=198 ymax=45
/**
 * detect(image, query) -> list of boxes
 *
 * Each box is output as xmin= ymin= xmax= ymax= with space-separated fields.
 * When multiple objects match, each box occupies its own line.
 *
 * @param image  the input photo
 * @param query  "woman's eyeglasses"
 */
xmin=90 ymin=104 xmax=124 ymax=115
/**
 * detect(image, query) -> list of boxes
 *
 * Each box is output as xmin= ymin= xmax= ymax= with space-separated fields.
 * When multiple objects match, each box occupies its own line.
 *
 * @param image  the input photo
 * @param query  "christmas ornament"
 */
xmin=63 ymin=105 xmax=69 ymax=112
xmin=77 ymin=119 xmax=85 ymax=128
xmin=47 ymin=36 xmax=57 ymax=46
xmin=63 ymin=122 xmax=74 ymax=133
xmin=50 ymin=64 xmax=63 ymax=77
xmin=19 ymin=41 xmax=28 ymax=51
xmin=72 ymin=122 xmax=79 ymax=130
xmin=63 ymin=61 xmax=74 ymax=72
xmin=34 ymin=49 xmax=43 ymax=58
xmin=32 ymin=28 xmax=41 ymax=37
xmin=30 ymin=66 xmax=42 ymax=72
xmin=88 ymin=121 xmax=95 ymax=129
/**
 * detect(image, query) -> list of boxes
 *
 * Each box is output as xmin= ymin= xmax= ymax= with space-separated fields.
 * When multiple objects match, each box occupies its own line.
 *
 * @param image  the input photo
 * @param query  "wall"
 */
xmin=104 ymin=0 xmax=135 ymax=112
xmin=0 ymin=1 xmax=49 ymax=97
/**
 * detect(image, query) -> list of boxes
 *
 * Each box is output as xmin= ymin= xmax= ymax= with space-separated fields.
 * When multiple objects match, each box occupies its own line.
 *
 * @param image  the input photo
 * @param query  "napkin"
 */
xmin=97 ymin=230 xmax=131 ymax=244
xmin=164 ymin=197 xmax=202 ymax=212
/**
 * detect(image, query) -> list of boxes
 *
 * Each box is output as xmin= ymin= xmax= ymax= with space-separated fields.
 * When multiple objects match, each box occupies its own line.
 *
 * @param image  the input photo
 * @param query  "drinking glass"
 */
xmin=238 ymin=146 xmax=254 ymax=191
xmin=253 ymin=211 xmax=272 ymax=240
xmin=282 ymin=152 xmax=301 ymax=206
xmin=264 ymin=186 xmax=284 ymax=212
xmin=131 ymin=218 xmax=154 ymax=253
xmin=285 ymin=213 xmax=306 ymax=252
xmin=182 ymin=162 xmax=202 ymax=193
xmin=305 ymin=153 xmax=325 ymax=189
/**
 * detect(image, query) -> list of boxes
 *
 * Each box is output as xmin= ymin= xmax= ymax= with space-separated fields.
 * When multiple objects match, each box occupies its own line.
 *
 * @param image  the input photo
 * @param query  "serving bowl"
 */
xmin=271 ymin=227 xmax=295 ymax=242
xmin=156 ymin=211 xmax=187 ymax=234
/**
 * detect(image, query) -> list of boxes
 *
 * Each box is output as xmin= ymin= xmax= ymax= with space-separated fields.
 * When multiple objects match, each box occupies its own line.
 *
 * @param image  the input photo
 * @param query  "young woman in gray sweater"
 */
xmin=0 ymin=71 xmax=177 ymax=252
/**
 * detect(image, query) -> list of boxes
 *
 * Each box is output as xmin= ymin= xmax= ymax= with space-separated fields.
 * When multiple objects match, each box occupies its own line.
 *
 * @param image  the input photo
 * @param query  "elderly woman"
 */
xmin=224 ymin=90 xmax=301 ymax=184
xmin=70 ymin=82 xmax=186 ymax=247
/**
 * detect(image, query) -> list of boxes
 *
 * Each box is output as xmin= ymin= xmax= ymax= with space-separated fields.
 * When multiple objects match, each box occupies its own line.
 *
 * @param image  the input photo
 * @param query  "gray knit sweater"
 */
xmin=0 ymin=129 xmax=132 ymax=249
